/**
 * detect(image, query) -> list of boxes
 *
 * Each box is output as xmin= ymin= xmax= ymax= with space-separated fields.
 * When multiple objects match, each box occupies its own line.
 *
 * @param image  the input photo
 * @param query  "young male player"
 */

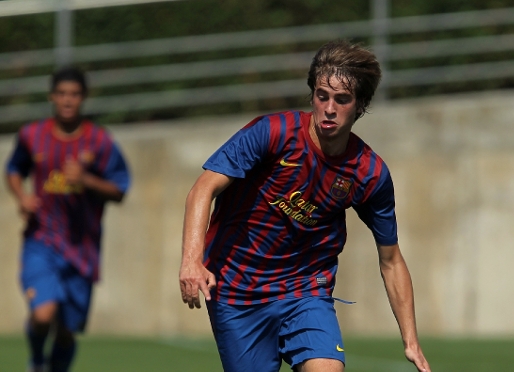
xmin=5 ymin=67 xmax=130 ymax=372
xmin=179 ymin=40 xmax=431 ymax=372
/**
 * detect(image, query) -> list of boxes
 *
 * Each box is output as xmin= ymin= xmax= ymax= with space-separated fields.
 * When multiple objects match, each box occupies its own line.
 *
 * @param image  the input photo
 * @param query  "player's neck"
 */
xmin=53 ymin=117 xmax=84 ymax=138
xmin=308 ymin=118 xmax=350 ymax=157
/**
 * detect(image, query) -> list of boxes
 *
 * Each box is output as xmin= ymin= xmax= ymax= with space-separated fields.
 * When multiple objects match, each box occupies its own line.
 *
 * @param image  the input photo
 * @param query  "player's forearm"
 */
xmin=81 ymin=172 xmax=125 ymax=202
xmin=380 ymin=254 xmax=420 ymax=348
xmin=6 ymin=173 xmax=26 ymax=201
xmin=181 ymin=186 xmax=213 ymax=264
xmin=182 ymin=170 xmax=234 ymax=264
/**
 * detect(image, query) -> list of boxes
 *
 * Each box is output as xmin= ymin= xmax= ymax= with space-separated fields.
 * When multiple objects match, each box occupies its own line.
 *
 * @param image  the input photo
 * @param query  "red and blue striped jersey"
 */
xmin=6 ymin=118 xmax=130 ymax=281
xmin=203 ymin=110 xmax=397 ymax=305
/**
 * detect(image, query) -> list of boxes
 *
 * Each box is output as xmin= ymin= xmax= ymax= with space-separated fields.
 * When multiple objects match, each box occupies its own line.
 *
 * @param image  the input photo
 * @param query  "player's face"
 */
xmin=311 ymin=75 xmax=360 ymax=151
xmin=50 ymin=81 xmax=85 ymax=123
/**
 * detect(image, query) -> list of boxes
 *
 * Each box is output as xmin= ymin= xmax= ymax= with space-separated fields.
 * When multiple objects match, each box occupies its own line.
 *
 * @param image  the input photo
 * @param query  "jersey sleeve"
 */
xmin=202 ymin=116 xmax=270 ymax=178
xmin=102 ymin=142 xmax=131 ymax=193
xmin=352 ymin=166 xmax=398 ymax=246
xmin=5 ymin=132 xmax=32 ymax=178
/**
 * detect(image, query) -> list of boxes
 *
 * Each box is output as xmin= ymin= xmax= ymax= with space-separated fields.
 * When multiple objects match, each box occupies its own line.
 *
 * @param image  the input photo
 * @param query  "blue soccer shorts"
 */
xmin=207 ymin=296 xmax=345 ymax=372
xmin=20 ymin=238 xmax=93 ymax=332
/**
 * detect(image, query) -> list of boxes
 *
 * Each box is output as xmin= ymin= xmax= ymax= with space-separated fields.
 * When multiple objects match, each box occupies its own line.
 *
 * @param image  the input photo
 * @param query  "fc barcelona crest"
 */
xmin=331 ymin=177 xmax=352 ymax=200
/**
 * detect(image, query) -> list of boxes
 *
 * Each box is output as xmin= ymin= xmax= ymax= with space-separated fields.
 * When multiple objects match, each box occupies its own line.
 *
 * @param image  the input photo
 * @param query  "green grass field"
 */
xmin=1 ymin=334 xmax=514 ymax=371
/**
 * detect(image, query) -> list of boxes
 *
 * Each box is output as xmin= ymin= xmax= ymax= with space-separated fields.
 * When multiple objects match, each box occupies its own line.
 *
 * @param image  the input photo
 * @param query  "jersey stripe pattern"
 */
xmin=6 ymin=118 xmax=130 ymax=281
xmin=203 ymin=111 xmax=398 ymax=305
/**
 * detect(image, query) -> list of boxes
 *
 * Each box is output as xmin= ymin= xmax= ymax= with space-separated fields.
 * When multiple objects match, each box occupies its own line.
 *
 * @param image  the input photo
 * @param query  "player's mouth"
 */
xmin=320 ymin=120 xmax=338 ymax=130
xmin=60 ymin=106 xmax=76 ymax=116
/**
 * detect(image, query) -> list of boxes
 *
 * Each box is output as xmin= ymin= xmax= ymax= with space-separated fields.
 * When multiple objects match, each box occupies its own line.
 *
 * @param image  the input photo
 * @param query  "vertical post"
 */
xmin=372 ymin=0 xmax=389 ymax=101
xmin=54 ymin=0 xmax=74 ymax=68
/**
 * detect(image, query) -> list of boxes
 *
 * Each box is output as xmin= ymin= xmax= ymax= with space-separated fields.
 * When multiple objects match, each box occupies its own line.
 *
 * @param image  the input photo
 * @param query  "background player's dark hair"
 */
xmin=307 ymin=40 xmax=382 ymax=121
xmin=51 ymin=66 xmax=88 ymax=96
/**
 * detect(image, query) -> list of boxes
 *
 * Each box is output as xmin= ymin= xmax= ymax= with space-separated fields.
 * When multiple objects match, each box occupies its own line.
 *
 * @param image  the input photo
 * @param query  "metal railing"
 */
xmin=1 ymin=6 xmax=514 ymax=126
xmin=0 ymin=0 xmax=179 ymax=17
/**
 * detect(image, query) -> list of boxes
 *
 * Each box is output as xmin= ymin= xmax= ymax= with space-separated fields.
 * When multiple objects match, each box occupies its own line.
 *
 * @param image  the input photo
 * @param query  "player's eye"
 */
xmin=335 ymin=95 xmax=353 ymax=105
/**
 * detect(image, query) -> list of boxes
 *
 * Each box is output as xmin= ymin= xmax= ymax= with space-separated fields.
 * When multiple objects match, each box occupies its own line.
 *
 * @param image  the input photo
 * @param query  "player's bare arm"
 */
xmin=62 ymin=157 xmax=125 ymax=202
xmin=6 ymin=173 xmax=41 ymax=219
xmin=377 ymin=243 xmax=431 ymax=372
xmin=180 ymin=170 xmax=233 ymax=309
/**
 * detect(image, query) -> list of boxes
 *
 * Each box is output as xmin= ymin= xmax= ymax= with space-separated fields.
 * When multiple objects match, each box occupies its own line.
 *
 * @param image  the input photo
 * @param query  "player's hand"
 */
xmin=179 ymin=260 xmax=216 ymax=309
xmin=405 ymin=344 xmax=431 ymax=372
xmin=18 ymin=194 xmax=41 ymax=220
xmin=63 ymin=156 xmax=85 ymax=186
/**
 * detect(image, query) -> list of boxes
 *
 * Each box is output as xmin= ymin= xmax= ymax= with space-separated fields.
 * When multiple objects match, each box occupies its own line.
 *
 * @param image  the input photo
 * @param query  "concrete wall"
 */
xmin=1 ymin=90 xmax=514 ymax=337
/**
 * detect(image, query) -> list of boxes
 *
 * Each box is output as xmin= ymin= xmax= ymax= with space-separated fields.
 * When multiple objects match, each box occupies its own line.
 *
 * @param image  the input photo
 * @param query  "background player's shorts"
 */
xmin=207 ymin=296 xmax=345 ymax=372
xmin=20 ymin=238 xmax=93 ymax=332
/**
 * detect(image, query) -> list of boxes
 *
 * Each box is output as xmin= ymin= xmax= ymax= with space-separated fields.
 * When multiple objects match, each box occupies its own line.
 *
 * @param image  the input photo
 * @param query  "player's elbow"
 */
xmin=111 ymin=190 xmax=126 ymax=203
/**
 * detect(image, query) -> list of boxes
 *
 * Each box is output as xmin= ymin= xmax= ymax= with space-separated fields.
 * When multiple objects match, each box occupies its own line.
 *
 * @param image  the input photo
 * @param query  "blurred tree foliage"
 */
xmin=1 ymin=0 xmax=511 ymax=50
xmin=0 ymin=0 xmax=513 ymax=127
xmin=74 ymin=0 xmax=367 ymax=44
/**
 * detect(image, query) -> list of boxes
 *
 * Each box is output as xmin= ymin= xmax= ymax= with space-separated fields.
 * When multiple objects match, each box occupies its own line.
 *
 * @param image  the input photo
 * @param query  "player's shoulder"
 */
xmin=350 ymin=132 xmax=382 ymax=157
xmin=18 ymin=118 xmax=51 ymax=139
xmin=82 ymin=118 xmax=104 ymax=132
xmin=245 ymin=110 xmax=308 ymax=128
xmin=81 ymin=119 xmax=114 ymax=141
xmin=349 ymin=132 xmax=389 ymax=171
xmin=263 ymin=110 xmax=308 ymax=126
xmin=20 ymin=118 xmax=49 ymax=131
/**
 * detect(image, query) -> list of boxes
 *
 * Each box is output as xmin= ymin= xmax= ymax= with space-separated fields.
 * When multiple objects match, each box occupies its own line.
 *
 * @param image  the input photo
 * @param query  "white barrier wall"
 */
xmin=1 ymin=90 xmax=514 ymax=337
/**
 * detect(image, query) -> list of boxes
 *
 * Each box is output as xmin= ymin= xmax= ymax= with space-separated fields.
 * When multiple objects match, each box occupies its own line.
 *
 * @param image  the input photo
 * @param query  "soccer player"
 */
xmin=179 ymin=40 xmax=431 ymax=372
xmin=5 ymin=67 xmax=130 ymax=372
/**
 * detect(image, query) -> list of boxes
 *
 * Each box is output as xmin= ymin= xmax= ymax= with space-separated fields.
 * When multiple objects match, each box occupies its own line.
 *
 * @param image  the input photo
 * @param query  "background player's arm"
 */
xmin=180 ymin=170 xmax=233 ymax=309
xmin=63 ymin=157 xmax=125 ymax=202
xmin=5 ymin=132 xmax=40 ymax=219
xmin=6 ymin=172 xmax=41 ymax=220
xmin=377 ymin=243 xmax=431 ymax=372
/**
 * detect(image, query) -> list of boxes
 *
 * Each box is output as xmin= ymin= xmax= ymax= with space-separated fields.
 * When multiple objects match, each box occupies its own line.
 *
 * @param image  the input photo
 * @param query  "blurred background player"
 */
xmin=5 ymin=67 xmax=131 ymax=372
xmin=179 ymin=40 xmax=430 ymax=372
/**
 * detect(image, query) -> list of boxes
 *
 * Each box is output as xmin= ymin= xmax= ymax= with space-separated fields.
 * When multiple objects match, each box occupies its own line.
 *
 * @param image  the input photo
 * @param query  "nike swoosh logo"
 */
xmin=280 ymin=158 xmax=301 ymax=167
xmin=336 ymin=345 xmax=344 ymax=352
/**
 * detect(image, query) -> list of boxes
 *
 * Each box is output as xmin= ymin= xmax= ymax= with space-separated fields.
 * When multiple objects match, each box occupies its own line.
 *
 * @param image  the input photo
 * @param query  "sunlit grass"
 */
xmin=2 ymin=334 xmax=514 ymax=371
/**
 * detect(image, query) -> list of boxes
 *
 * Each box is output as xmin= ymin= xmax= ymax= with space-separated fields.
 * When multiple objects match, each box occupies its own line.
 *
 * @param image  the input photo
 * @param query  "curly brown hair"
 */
xmin=307 ymin=40 xmax=382 ymax=121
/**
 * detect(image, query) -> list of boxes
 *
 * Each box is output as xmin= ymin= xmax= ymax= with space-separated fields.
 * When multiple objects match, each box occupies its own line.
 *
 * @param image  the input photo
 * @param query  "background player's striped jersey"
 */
xmin=6 ymin=118 xmax=130 ymax=281
xmin=203 ymin=110 xmax=397 ymax=305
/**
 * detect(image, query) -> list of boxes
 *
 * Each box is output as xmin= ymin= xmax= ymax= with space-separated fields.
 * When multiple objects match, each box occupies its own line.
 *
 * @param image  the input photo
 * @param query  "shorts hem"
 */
xmin=290 ymin=354 xmax=346 ymax=368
